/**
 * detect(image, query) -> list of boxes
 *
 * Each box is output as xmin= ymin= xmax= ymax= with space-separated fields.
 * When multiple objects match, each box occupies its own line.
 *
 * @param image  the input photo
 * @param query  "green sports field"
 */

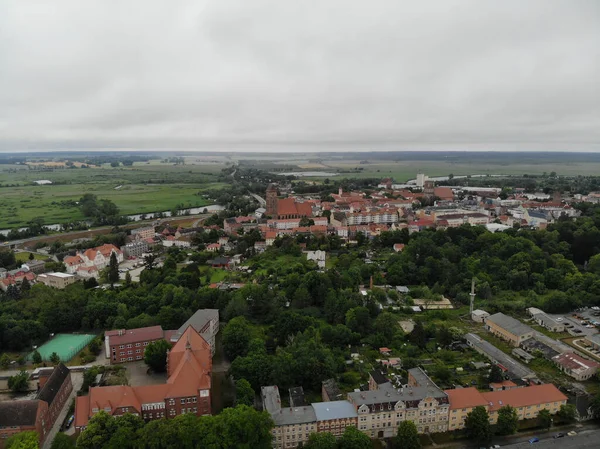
xmin=29 ymin=333 xmax=96 ymax=362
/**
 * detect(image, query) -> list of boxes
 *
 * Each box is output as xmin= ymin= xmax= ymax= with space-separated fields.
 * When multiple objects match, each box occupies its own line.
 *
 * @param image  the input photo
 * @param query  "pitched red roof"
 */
xmin=481 ymin=384 xmax=567 ymax=412
xmin=445 ymin=387 xmax=489 ymax=410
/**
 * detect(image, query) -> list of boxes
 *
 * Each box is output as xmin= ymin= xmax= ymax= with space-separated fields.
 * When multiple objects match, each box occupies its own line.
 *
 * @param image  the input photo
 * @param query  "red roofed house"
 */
xmin=75 ymin=326 xmax=212 ymax=432
xmin=206 ymin=243 xmax=221 ymax=252
xmin=393 ymin=243 xmax=405 ymax=252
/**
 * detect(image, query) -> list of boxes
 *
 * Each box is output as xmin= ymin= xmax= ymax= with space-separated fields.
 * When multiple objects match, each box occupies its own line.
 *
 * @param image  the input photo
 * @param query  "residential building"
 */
xmin=168 ymin=309 xmax=219 ymax=356
xmin=76 ymin=325 xmax=212 ymax=431
xmin=206 ymin=243 xmax=221 ymax=252
xmin=124 ymin=240 xmax=149 ymax=258
xmin=64 ymin=244 xmax=124 ymax=274
xmin=0 ymin=364 xmax=72 ymax=448
xmin=22 ymin=260 xmax=46 ymax=274
xmin=262 ymin=386 xmax=282 ymax=414
xmin=393 ymin=243 xmax=405 ymax=252
xmin=106 ymin=325 xmax=169 ymax=364
xmin=368 ymin=370 xmax=389 ymax=391
xmin=445 ymin=384 xmax=567 ymax=430
xmin=37 ymin=272 xmax=76 ymax=289
xmin=312 ymin=401 xmax=358 ymax=437
xmin=445 ymin=387 xmax=489 ymax=431
xmin=271 ymin=406 xmax=317 ymax=449
xmin=464 ymin=333 xmax=536 ymax=381
xmin=484 ymin=313 xmax=534 ymax=346
xmin=131 ymin=226 xmax=155 ymax=240
xmin=348 ymin=368 xmax=450 ymax=437
xmin=552 ymin=353 xmax=600 ymax=381
xmin=489 ymin=380 xmax=519 ymax=391
xmin=289 ymin=387 xmax=305 ymax=407
xmin=305 ymin=250 xmax=326 ymax=269
xmin=322 ymin=379 xmax=343 ymax=402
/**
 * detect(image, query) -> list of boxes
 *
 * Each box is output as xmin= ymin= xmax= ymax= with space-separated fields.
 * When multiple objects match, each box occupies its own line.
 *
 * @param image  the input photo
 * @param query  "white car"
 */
xmin=556 ymin=317 xmax=563 ymax=322
xmin=567 ymin=431 xmax=577 ymax=437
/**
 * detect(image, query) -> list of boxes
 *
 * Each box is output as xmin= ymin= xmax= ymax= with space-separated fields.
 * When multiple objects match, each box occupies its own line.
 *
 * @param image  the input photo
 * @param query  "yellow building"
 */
xmin=485 ymin=312 xmax=534 ymax=347
xmin=445 ymin=384 xmax=567 ymax=430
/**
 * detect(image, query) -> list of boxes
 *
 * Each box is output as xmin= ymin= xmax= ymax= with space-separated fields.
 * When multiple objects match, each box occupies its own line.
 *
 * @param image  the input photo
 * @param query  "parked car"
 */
xmin=490 ymin=445 xmax=501 ymax=449
xmin=553 ymin=433 xmax=565 ymax=439
xmin=567 ymin=431 xmax=577 ymax=436
xmin=66 ymin=414 xmax=74 ymax=428
xmin=528 ymin=437 xmax=539 ymax=444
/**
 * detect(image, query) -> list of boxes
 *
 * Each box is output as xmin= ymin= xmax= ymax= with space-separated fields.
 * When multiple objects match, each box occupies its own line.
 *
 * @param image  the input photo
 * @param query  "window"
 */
xmin=200 ymin=390 xmax=209 ymax=397
xmin=181 ymin=399 xmax=186 ymax=405
xmin=119 ymin=345 xmax=124 ymax=349
xmin=192 ymin=397 xmax=197 ymax=403
xmin=127 ymin=344 xmax=132 ymax=348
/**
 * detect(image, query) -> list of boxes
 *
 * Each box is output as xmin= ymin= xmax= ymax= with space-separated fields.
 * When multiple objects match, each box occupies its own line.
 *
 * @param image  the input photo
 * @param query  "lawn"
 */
xmin=15 ymin=252 xmax=48 ymax=262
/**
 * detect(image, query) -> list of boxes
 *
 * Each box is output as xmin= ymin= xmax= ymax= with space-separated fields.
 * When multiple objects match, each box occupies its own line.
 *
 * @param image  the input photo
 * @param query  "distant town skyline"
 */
xmin=1 ymin=1 xmax=598 ymax=151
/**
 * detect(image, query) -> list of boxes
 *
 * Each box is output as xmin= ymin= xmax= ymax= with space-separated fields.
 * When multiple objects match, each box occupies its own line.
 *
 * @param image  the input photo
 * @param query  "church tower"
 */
xmin=266 ymin=184 xmax=278 ymax=218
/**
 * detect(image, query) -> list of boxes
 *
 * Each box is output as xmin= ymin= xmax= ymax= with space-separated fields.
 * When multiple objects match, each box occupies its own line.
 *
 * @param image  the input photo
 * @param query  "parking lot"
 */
xmin=549 ymin=308 xmax=600 ymax=337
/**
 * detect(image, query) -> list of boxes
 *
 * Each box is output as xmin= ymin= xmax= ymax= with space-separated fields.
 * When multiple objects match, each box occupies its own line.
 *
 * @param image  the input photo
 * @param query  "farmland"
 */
xmin=0 ymin=159 xmax=229 ymax=229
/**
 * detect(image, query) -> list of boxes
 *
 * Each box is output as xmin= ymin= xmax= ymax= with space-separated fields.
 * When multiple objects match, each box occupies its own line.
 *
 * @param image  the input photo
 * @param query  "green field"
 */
xmin=319 ymin=160 xmax=600 ymax=181
xmin=0 ymin=160 xmax=228 ymax=229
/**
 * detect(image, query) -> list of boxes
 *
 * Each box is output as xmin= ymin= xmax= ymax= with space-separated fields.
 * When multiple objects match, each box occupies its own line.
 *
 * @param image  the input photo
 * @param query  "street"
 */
xmin=504 ymin=428 xmax=600 ymax=449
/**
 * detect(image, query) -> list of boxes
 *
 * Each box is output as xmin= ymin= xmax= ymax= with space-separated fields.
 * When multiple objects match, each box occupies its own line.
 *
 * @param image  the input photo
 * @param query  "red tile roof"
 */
xmin=445 ymin=387 xmax=489 ymax=410
xmin=481 ymin=384 xmax=567 ymax=412
xmin=107 ymin=325 xmax=165 ymax=346
xmin=553 ymin=352 xmax=600 ymax=370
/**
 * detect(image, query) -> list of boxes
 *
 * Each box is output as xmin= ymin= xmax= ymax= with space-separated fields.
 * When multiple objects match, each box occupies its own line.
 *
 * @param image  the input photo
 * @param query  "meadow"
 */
xmin=0 ymin=160 xmax=228 ymax=229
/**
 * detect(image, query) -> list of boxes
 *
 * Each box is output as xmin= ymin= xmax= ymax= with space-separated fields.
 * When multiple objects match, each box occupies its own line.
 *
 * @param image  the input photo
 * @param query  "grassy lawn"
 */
xmin=14 ymin=252 xmax=48 ymax=262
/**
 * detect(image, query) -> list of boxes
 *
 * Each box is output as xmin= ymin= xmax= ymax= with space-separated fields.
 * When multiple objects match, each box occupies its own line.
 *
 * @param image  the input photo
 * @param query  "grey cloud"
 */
xmin=0 ymin=0 xmax=599 ymax=151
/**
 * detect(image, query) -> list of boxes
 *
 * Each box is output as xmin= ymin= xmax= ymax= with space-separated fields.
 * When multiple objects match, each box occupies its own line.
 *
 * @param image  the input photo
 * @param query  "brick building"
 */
xmin=75 ymin=325 xmax=212 ymax=431
xmin=0 ymin=364 xmax=72 ymax=448
xmin=105 ymin=325 xmax=168 ymax=364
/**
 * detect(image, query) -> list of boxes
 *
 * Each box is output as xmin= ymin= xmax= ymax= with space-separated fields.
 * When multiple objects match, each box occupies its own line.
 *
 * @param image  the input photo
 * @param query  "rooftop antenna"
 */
xmin=469 ymin=278 xmax=476 ymax=314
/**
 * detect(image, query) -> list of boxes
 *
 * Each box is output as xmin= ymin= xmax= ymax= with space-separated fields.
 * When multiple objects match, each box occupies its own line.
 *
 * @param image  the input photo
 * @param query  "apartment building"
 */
xmin=445 ymin=384 xmax=567 ymax=430
xmin=485 ymin=313 xmax=534 ymax=346
xmin=64 ymin=244 xmax=124 ymax=274
xmin=348 ymin=368 xmax=449 ymax=437
xmin=76 ymin=326 xmax=212 ymax=431
xmin=131 ymin=226 xmax=155 ymax=240
xmin=271 ymin=406 xmax=317 ymax=449
xmin=312 ymin=401 xmax=358 ymax=437
xmin=345 ymin=209 xmax=399 ymax=226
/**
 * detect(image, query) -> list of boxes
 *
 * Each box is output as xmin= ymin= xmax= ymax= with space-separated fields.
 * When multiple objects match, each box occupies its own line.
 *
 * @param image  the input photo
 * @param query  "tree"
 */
xmin=5 ymin=431 xmax=39 ymax=449
xmin=590 ymin=393 xmax=600 ymax=419
xmin=124 ymin=272 xmax=132 ymax=286
xmin=337 ymin=426 xmax=372 ymax=449
xmin=32 ymin=350 xmax=42 ymax=364
xmin=538 ymin=409 xmax=552 ymax=431
xmin=304 ymin=432 xmax=337 ymax=449
xmin=216 ymin=405 xmax=274 ymax=449
xmin=0 ymin=353 xmax=10 ymax=368
xmin=49 ymin=352 xmax=60 ymax=365
xmin=20 ymin=277 xmax=31 ymax=294
xmin=28 ymin=252 xmax=35 ymax=261
xmin=107 ymin=252 xmax=119 ymax=285
xmin=235 ymin=379 xmax=255 ymax=407
xmin=8 ymin=370 xmax=30 ymax=393
xmin=496 ymin=405 xmax=518 ymax=435
xmin=557 ymin=404 xmax=577 ymax=423
xmin=464 ymin=406 xmax=491 ymax=444
xmin=77 ymin=412 xmax=144 ymax=449
xmin=394 ymin=420 xmax=421 ymax=449
xmin=144 ymin=339 xmax=170 ymax=373
xmin=488 ymin=364 xmax=504 ymax=383
xmin=409 ymin=320 xmax=426 ymax=348
xmin=50 ymin=433 xmax=75 ymax=449
xmin=223 ymin=317 xmax=252 ymax=360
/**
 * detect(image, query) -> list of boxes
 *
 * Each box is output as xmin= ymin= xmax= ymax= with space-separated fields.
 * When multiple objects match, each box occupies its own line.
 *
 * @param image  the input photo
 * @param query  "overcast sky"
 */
xmin=0 ymin=0 xmax=599 ymax=152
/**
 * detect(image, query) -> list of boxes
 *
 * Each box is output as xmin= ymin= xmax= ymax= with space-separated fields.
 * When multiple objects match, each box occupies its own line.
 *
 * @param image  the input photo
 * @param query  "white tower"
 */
xmin=469 ymin=278 xmax=476 ymax=314
xmin=416 ymin=173 xmax=427 ymax=188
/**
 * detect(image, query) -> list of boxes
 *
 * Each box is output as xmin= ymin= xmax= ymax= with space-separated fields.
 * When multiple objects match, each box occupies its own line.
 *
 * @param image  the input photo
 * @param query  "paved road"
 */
xmin=249 ymin=192 xmax=266 ymax=207
xmin=504 ymin=428 xmax=600 ymax=449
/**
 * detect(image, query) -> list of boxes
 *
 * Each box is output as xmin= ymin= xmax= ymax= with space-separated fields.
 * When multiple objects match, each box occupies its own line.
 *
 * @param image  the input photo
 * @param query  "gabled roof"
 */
xmin=486 ymin=313 xmax=533 ymax=337
xmin=168 ymin=326 xmax=211 ymax=377
xmin=89 ymin=385 xmax=141 ymax=413
xmin=107 ymin=325 xmax=165 ymax=346
xmin=0 ymin=400 xmax=40 ymax=426
xmin=37 ymin=363 xmax=70 ymax=407
xmin=481 ymin=384 xmax=567 ymax=412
